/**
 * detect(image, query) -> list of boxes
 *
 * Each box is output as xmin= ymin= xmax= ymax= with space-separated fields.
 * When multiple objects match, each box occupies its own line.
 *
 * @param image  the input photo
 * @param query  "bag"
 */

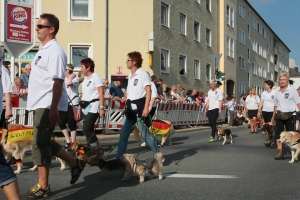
xmin=79 ymin=101 xmax=90 ymax=109
xmin=124 ymin=101 xmax=138 ymax=120
xmin=276 ymin=111 xmax=293 ymax=121
xmin=83 ymin=104 xmax=92 ymax=115
xmin=71 ymin=105 xmax=84 ymax=121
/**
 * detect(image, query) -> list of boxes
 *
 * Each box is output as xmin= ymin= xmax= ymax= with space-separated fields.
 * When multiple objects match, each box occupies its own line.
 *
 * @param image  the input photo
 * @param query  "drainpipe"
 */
xmin=104 ymin=0 xmax=109 ymax=79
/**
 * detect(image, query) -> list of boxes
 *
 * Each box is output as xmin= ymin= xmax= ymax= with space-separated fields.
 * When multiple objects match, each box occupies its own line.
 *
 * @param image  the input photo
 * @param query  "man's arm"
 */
xmin=66 ymin=74 xmax=76 ymax=86
xmin=49 ymin=78 xmax=64 ymax=126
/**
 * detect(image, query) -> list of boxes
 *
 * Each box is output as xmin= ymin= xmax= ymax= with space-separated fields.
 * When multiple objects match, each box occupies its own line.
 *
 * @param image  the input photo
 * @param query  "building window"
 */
xmin=248 ymin=24 xmax=250 ymax=39
xmin=206 ymin=64 xmax=211 ymax=81
xmin=160 ymin=48 xmax=170 ymax=74
xmin=271 ymin=72 xmax=274 ymax=81
xmin=226 ymin=5 xmax=234 ymax=28
xmin=252 ymin=63 xmax=257 ymax=75
xmin=239 ymin=56 xmax=245 ymax=70
xmin=70 ymin=0 xmax=92 ymax=21
xmin=206 ymin=28 xmax=211 ymax=47
xmin=179 ymin=13 xmax=187 ymax=35
xmin=194 ymin=21 xmax=200 ymax=42
xmin=206 ymin=0 xmax=211 ymax=12
xmin=238 ymin=2 xmax=245 ymax=19
xmin=194 ymin=60 xmax=200 ymax=80
xmin=161 ymin=2 xmax=169 ymax=27
xmin=226 ymin=36 xmax=234 ymax=58
xmin=248 ymin=48 xmax=250 ymax=63
xmin=69 ymin=44 xmax=92 ymax=70
xmin=179 ymin=55 xmax=186 ymax=76
xmin=252 ymin=17 xmax=257 ymax=30
xmin=239 ymin=30 xmax=245 ymax=45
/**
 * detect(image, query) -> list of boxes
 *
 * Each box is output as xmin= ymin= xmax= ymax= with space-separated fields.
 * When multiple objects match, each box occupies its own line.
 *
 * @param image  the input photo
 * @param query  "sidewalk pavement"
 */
xmin=55 ymin=123 xmax=236 ymax=144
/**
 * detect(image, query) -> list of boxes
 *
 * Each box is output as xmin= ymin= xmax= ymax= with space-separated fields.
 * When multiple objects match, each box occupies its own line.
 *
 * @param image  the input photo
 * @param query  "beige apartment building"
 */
xmin=1 ymin=0 xmax=290 ymax=96
xmin=219 ymin=0 xmax=290 ymax=98
xmin=1 ymin=0 xmax=219 ymax=92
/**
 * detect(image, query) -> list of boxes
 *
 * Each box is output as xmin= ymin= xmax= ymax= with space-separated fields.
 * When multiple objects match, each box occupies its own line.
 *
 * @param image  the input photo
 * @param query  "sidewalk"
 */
xmin=55 ymin=123 xmax=234 ymax=144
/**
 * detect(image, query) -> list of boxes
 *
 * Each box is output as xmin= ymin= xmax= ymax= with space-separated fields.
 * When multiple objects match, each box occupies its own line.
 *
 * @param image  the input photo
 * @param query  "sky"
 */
xmin=247 ymin=0 xmax=300 ymax=69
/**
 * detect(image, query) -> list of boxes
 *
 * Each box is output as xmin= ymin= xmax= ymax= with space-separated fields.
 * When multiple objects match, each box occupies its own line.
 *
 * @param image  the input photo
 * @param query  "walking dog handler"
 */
xmin=116 ymin=51 xmax=161 ymax=159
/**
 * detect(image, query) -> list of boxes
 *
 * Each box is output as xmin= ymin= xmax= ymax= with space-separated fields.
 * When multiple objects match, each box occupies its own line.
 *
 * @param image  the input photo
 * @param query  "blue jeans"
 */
xmin=0 ymin=146 xmax=17 ymax=187
xmin=116 ymin=116 xmax=160 ymax=158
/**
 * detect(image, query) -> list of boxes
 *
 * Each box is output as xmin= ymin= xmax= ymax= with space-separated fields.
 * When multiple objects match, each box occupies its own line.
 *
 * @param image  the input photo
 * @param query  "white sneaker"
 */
xmin=141 ymin=142 xmax=148 ymax=147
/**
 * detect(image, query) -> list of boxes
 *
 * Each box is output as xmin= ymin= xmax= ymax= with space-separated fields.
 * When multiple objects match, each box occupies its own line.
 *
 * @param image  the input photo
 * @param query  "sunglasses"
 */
xmin=37 ymin=24 xmax=51 ymax=29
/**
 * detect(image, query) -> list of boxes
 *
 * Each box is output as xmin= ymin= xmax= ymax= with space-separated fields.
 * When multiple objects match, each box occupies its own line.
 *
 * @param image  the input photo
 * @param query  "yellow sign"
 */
xmin=7 ymin=128 xmax=34 ymax=143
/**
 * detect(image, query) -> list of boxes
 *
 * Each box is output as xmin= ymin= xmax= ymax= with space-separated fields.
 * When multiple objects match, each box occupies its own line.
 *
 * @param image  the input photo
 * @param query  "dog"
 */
xmin=88 ymin=157 xmax=126 ymax=180
xmin=279 ymin=131 xmax=300 ymax=163
xmin=1 ymin=124 xmax=66 ymax=173
xmin=139 ymin=120 xmax=175 ymax=147
xmin=261 ymin=123 xmax=275 ymax=148
xmin=121 ymin=152 xmax=163 ymax=183
xmin=69 ymin=141 xmax=113 ymax=165
xmin=217 ymin=129 xmax=233 ymax=145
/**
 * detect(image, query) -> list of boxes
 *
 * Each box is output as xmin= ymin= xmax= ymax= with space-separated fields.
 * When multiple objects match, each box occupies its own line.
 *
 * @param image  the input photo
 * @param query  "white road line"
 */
xmin=164 ymin=173 xmax=238 ymax=179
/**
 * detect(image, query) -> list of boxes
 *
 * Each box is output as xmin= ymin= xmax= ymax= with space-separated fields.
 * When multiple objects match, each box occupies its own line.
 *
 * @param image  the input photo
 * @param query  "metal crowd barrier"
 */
xmin=10 ymin=97 xmax=232 ymax=132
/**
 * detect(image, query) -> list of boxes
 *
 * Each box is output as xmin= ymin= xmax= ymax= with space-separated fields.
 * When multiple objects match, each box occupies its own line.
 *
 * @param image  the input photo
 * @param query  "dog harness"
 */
xmin=291 ymin=139 xmax=300 ymax=146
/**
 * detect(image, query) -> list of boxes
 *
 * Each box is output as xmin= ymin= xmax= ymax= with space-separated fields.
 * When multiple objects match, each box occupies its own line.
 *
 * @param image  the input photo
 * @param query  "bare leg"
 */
xmin=55 ymin=148 xmax=77 ymax=168
xmin=61 ymin=129 xmax=71 ymax=143
xmin=2 ymin=180 xmax=21 ymax=200
xmin=253 ymin=117 xmax=257 ymax=132
xmin=249 ymin=119 xmax=253 ymax=132
xmin=276 ymin=139 xmax=282 ymax=151
xmin=38 ymin=165 xmax=50 ymax=189
xmin=296 ymin=120 xmax=299 ymax=131
xmin=70 ymin=131 xmax=77 ymax=142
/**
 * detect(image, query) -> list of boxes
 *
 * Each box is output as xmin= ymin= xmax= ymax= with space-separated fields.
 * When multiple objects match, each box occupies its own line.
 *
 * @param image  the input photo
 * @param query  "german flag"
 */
xmin=149 ymin=120 xmax=171 ymax=136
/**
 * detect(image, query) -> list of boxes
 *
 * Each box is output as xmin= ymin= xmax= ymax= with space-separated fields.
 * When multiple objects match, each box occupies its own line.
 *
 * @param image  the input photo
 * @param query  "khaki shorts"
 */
xmin=32 ymin=108 xmax=63 ymax=166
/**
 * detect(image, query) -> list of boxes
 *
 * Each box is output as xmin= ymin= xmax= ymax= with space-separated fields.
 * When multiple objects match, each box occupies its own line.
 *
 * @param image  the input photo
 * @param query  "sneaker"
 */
xmin=21 ymin=183 xmax=51 ymax=199
xmin=209 ymin=136 xmax=214 ymax=143
xmin=70 ymin=158 xmax=86 ymax=184
xmin=274 ymin=149 xmax=284 ymax=160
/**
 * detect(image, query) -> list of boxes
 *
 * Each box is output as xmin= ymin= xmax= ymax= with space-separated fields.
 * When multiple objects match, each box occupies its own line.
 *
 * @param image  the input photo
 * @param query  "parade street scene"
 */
xmin=1 ymin=0 xmax=300 ymax=200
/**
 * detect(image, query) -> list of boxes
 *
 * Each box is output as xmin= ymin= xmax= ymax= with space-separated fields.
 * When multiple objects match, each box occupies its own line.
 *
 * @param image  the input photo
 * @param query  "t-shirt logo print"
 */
xmin=133 ymin=79 xmax=138 ymax=86
xmin=285 ymin=93 xmax=289 ymax=99
xmin=87 ymin=81 xmax=92 ymax=87
xmin=35 ymin=56 xmax=41 ymax=65
xmin=271 ymin=95 xmax=274 ymax=99
xmin=215 ymin=91 xmax=218 ymax=95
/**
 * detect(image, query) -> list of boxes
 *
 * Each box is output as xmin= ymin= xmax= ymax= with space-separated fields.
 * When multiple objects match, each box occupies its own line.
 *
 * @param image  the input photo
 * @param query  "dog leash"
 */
xmin=85 ymin=116 xmax=101 ymax=146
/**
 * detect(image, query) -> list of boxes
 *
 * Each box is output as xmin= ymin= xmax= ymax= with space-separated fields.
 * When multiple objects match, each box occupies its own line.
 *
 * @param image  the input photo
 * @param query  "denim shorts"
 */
xmin=0 ymin=146 xmax=17 ymax=187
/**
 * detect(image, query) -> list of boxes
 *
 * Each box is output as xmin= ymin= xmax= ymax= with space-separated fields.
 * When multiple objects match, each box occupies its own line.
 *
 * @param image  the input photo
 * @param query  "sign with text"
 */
xmin=6 ymin=4 xmax=32 ymax=43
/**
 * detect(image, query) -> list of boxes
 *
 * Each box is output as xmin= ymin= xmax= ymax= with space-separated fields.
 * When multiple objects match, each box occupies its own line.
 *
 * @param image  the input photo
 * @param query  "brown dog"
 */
xmin=121 ymin=152 xmax=163 ymax=183
xmin=1 ymin=124 xmax=65 ymax=173
xmin=279 ymin=131 xmax=300 ymax=163
xmin=217 ymin=129 xmax=233 ymax=145
xmin=261 ymin=122 xmax=275 ymax=148
xmin=69 ymin=141 xmax=113 ymax=166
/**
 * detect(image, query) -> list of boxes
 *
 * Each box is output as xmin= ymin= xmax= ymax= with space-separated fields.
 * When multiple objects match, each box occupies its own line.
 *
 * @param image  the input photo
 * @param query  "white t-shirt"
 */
xmin=66 ymin=76 xmax=80 ymax=106
xmin=150 ymin=82 xmax=157 ymax=107
xmin=274 ymin=85 xmax=300 ymax=112
xmin=27 ymin=39 xmax=68 ymax=111
xmin=261 ymin=90 xmax=275 ymax=112
xmin=207 ymin=88 xmax=223 ymax=110
xmin=245 ymin=95 xmax=260 ymax=110
xmin=1 ymin=65 xmax=12 ymax=109
xmin=127 ymin=68 xmax=151 ymax=101
xmin=227 ymin=100 xmax=236 ymax=111
xmin=81 ymin=72 xmax=104 ymax=113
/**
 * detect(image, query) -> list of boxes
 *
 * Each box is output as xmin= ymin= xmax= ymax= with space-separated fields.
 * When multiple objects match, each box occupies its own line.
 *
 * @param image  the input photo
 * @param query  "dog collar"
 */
xmin=76 ymin=146 xmax=86 ymax=156
xmin=292 ymin=139 xmax=300 ymax=146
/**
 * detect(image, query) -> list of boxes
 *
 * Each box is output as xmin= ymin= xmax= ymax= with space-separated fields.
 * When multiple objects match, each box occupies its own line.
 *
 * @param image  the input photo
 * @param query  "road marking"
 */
xmin=164 ymin=173 xmax=238 ymax=179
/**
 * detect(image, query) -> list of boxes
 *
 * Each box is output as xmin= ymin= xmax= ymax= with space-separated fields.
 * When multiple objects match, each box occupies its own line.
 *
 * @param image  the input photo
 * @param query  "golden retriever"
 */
xmin=279 ymin=131 xmax=300 ymax=163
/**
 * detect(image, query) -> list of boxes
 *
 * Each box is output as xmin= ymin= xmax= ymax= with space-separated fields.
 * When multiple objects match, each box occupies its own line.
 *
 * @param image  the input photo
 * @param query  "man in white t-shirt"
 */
xmin=204 ymin=80 xmax=223 ymax=143
xmin=58 ymin=63 xmax=80 ymax=149
xmin=23 ymin=13 xmax=85 ymax=199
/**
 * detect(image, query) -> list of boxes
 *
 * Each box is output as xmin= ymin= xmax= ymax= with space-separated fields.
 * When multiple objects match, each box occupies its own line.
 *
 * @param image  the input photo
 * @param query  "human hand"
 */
xmin=99 ymin=109 xmax=105 ymax=118
xmin=49 ymin=107 xmax=60 ymax=126
xmin=142 ymin=107 xmax=149 ymax=117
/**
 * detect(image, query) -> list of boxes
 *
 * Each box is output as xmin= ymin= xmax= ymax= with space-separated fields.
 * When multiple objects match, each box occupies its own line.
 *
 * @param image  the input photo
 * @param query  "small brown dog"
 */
xmin=279 ymin=131 xmax=300 ymax=163
xmin=217 ymin=129 xmax=233 ymax=145
xmin=69 ymin=141 xmax=113 ymax=165
xmin=261 ymin=122 xmax=275 ymax=148
xmin=121 ymin=152 xmax=163 ymax=183
xmin=1 ymin=124 xmax=65 ymax=173
xmin=88 ymin=156 xmax=126 ymax=180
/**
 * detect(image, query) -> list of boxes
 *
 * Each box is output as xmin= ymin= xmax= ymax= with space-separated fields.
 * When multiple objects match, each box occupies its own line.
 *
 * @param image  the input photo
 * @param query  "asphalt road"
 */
xmin=1 ymin=125 xmax=299 ymax=200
